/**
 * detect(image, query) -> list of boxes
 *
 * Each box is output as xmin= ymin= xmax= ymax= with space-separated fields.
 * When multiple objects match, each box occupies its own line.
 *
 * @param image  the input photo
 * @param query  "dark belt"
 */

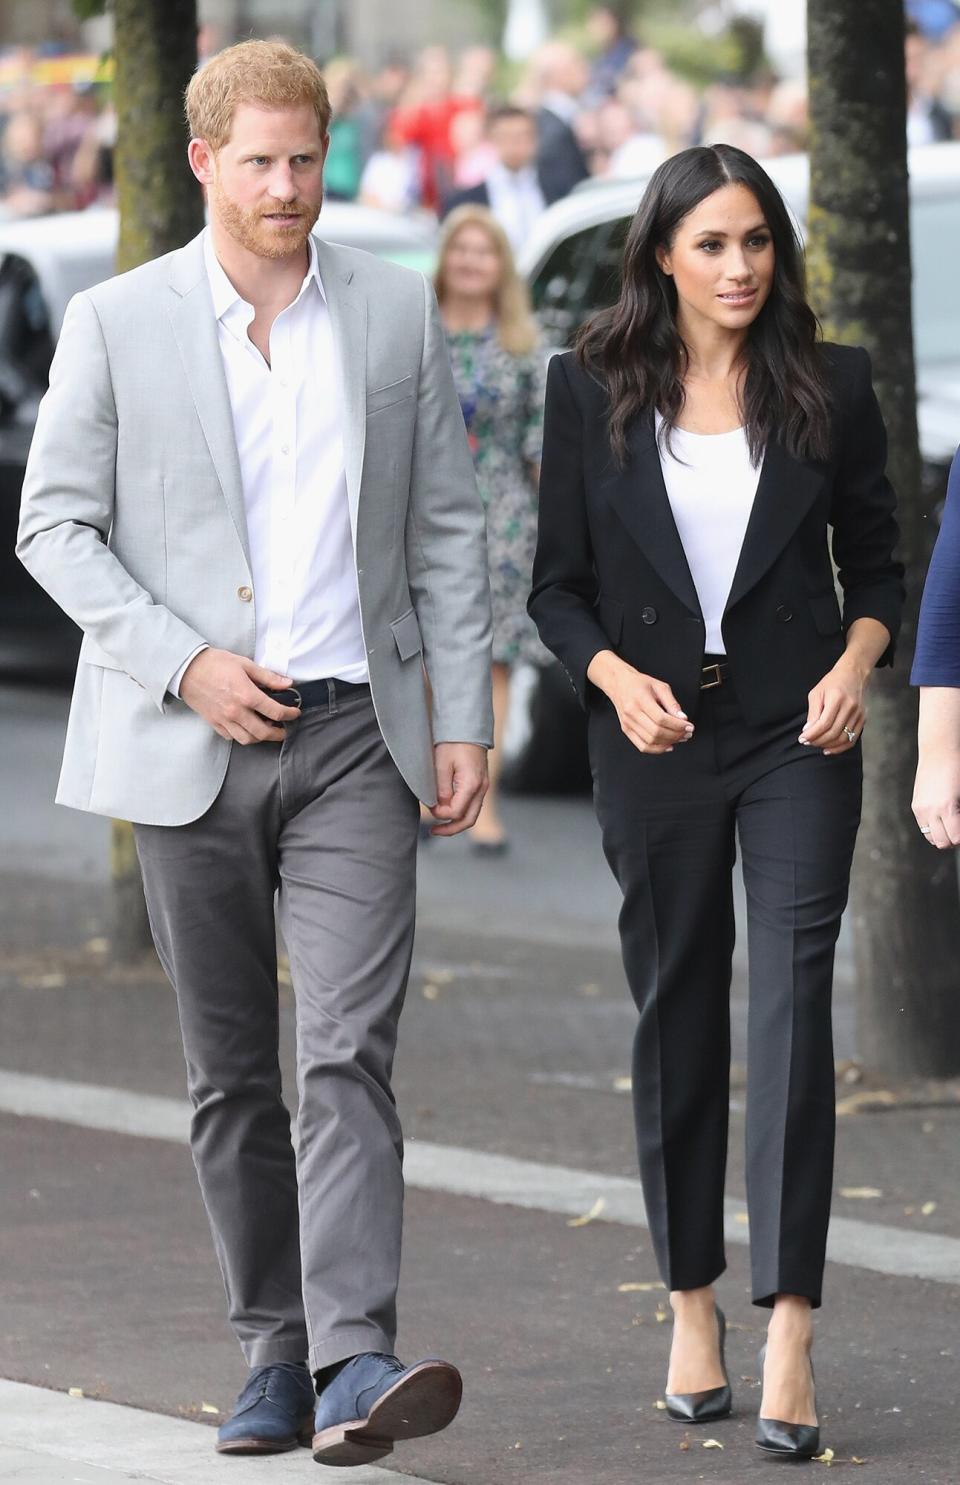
xmin=700 ymin=655 xmax=731 ymax=690
xmin=260 ymin=677 xmax=370 ymax=712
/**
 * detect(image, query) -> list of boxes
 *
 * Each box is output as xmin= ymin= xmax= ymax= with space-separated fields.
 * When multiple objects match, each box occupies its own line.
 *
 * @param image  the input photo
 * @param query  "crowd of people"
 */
xmin=3 ymin=3 xmax=960 ymax=227
xmin=0 ymin=47 xmax=114 ymax=220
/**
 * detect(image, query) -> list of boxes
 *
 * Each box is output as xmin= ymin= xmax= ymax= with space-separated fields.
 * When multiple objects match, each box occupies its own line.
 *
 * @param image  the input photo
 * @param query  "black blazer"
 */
xmin=528 ymin=345 xmax=904 ymax=725
xmin=535 ymin=106 xmax=590 ymax=203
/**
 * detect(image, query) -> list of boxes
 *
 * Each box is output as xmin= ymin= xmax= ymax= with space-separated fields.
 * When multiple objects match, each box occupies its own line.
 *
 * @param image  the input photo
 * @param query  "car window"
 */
xmin=531 ymin=217 xmax=629 ymax=347
xmin=911 ymin=194 xmax=960 ymax=366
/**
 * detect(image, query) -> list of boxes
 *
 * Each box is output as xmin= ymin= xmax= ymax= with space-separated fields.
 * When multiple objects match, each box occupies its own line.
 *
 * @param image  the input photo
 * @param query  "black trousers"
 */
xmin=588 ymin=673 xmax=862 ymax=1308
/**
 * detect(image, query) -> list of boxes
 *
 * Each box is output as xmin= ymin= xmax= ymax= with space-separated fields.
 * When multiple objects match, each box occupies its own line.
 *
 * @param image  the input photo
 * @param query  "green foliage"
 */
xmin=72 ymin=0 xmax=109 ymax=18
xmin=645 ymin=16 xmax=768 ymax=85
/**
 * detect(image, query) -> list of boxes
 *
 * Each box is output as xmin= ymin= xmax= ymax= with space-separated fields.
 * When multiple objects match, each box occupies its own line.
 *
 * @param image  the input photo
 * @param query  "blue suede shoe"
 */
xmin=312 ymin=1352 xmax=463 ymax=1467
xmin=215 ymin=1361 xmax=316 ymax=1454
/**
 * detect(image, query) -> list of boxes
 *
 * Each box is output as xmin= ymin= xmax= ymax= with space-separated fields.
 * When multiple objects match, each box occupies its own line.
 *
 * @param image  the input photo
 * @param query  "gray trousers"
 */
xmin=135 ymin=687 xmax=420 ymax=1371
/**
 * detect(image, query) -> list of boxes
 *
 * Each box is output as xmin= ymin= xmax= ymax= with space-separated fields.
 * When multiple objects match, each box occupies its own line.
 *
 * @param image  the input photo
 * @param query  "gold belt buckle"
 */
xmin=701 ymin=663 xmax=723 ymax=690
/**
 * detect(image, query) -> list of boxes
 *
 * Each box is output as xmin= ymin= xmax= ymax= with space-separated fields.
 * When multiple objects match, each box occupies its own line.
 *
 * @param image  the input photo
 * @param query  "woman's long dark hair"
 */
xmin=577 ymin=144 xmax=830 ymax=466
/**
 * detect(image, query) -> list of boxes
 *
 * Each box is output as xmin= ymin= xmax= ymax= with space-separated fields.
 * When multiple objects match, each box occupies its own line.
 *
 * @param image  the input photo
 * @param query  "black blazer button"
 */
xmin=641 ymin=606 xmax=658 ymax=625
xmin=776 ymin=605 xmax=793 ymax=623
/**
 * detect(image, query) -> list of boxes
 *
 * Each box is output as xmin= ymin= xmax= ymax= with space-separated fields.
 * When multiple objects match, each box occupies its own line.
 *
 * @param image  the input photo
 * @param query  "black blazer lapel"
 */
xmin=601 ymin=409 xmax=702 ymax=619
xmin=724 ymin=438 xmax=826 ymax=615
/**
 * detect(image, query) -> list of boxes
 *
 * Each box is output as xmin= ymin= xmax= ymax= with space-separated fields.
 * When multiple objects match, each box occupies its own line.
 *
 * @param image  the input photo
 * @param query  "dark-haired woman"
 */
xmin=530 ymin=144 xmax=903 ymax=1460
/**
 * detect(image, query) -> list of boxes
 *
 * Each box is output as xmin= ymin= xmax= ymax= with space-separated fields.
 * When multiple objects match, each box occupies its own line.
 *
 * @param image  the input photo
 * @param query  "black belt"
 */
xmin=261 ymin=677 xmax=370 ymax=712
xmin=700 ymin=655 xmax=731 ymax=690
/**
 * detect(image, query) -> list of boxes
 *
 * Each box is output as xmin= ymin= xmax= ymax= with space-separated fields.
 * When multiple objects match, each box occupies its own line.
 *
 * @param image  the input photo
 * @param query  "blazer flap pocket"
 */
xmin=367 ymin=376 xmax=414 ymax=415
xmin=596 ymin=596 xmax=624 ymax=644
xmin=808 ymin=589 xmax=843 ymax=636
xmin=390 ymin=607 xmax=423 ymax=662
xmin=79 ymin=634 xmax=127 ymax=672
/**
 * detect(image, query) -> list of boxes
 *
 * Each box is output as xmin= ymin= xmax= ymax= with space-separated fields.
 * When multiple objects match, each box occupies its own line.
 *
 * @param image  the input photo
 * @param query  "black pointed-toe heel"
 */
xmin=755 ymin=1342 xmax=820 ymax=1460
xmin=664 ymin=1305 xmax=733 ymax=1424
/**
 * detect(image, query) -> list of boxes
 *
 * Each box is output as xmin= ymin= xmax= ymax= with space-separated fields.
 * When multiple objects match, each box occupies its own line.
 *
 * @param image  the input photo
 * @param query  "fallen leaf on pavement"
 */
xmin=839 ymin=1187 xmax=883 ymax=1199
xmin=567 ymin=1198 xmax=605 ymax=1227
xmin=679 ymin=1440 xmax=690 ymax=1451
xmin=654 ymin=1400 xmax=666 ymax=1410
xmin=618 ymin=1281 xmax=665 ymax=1292
xmin=68 ymin=1387 xmax=84 ymax=1398
xmin=702 ymin=1438 xmax=723 ymax=1449
xmin=814 ymin=1446 xmax=834 ymax=1463
xmin=655 ymin=1310 xmax=670 ymax=1323
xmin=836 ymin=1089 xmax=895 ymax=1116
xmin=200 ymin=1403 xmax=219 ymax=1415
xmin=422 ymin=983 xmax=440 ymax=1000
xmin=613 ymin=1076 xmax=632 ymax=1092
xmin=921 ymin=1201 xmax=938 ymax=1216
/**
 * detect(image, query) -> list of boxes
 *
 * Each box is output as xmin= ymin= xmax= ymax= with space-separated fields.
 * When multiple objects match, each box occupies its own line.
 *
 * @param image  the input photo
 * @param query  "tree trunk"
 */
xmin=113 ymin=0 xmax=204 ymax=273
xmin=806 ymin=0 xmax=960 ymax=1077
xmin=111 ymin=0 xmax=203 ymax=958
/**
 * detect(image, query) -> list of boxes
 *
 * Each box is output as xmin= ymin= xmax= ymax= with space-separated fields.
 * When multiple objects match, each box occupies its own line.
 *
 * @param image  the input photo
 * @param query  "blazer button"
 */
xmin=641 ymin=606 xmax=658 ymax=625
xmin=776 ymin=605 xmax=793 ymax=623
xmin=237 ymin=585 xmax=253 ymax=603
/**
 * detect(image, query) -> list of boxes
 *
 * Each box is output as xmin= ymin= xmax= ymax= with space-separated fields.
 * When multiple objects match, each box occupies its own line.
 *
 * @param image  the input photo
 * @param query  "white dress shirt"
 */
xmin=172 ymin=230 xmax=367 ymax=694
xmin=485 ymin=162 xmax=547 ymax=255
xmin=656 ymin=414 xmax=763 ymax=655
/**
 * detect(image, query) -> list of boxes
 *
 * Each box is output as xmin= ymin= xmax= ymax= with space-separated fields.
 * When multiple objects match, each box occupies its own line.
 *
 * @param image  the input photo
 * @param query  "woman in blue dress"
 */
xmin=912 ymin=448 xmax=960 ymax=847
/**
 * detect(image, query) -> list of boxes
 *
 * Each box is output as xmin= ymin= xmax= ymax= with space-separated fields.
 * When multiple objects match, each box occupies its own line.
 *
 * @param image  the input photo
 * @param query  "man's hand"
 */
xmin=428 ymin=742 xmax=489 ymax=836
xmin=179 ymin=648 xmax=301 ymax=744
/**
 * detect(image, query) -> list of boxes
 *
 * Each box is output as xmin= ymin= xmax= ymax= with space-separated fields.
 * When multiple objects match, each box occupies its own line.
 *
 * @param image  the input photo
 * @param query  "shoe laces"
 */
xmin=240 ymin=1361 xmax=308 ymax=1404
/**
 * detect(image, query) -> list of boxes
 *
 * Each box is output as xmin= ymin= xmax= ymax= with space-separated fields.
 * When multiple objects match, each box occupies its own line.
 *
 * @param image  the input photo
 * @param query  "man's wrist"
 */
xmin=169 ymin=644 xmax=209 ymax=699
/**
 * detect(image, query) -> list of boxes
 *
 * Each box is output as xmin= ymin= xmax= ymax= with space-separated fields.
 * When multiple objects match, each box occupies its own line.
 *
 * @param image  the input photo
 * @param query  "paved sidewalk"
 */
xmin=0 ymin=1381 xmax=426 ymax=1484
xmin=3 ymin=680 xmax=960 ymax=1483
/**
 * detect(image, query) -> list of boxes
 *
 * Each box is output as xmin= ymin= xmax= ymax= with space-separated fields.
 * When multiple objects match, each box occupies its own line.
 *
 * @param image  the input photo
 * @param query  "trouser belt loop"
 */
xmin=325 ymin=677 xmax=339 ymax=716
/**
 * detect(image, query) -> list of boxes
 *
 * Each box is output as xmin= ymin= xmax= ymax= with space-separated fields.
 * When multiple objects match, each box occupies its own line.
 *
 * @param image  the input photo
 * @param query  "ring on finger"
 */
xmin=843 ymin=725 xmax=858 ymax=743
xmin=920 ymin=824 xmax=933 ymax=835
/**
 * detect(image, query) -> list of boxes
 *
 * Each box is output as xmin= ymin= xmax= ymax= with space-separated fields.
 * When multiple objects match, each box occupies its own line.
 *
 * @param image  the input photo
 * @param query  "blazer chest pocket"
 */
xmin=596 ymin=596 xmax=624 ymax=646
xmin=808 ymin=590 xmax=843 ymax=636
xmin=391 ymin=607 xmax=423 ymax=661
xmin=367 ymin=376 xmax=414 ymax=416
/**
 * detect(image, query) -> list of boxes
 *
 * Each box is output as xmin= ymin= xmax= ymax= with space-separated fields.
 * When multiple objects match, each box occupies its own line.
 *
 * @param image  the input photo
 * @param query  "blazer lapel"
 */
xmin=724 ymin=438 xmax=826 ymax=614
xmin=166 ymin=234 xmax=250 ymax=566
xmin=314 ymin=238 xmax=367 ymax=548
xmin=602 ymin=409 xmax=702 ymax=618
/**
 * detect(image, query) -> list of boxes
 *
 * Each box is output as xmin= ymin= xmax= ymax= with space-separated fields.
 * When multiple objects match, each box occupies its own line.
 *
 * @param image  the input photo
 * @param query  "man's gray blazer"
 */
xmin=17 ymin=230 xmax=493 ymax=825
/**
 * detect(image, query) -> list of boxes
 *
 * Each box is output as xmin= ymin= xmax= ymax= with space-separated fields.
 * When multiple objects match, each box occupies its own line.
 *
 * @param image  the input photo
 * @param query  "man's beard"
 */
xmin=210 ymin=176 xmax=321 ymax=260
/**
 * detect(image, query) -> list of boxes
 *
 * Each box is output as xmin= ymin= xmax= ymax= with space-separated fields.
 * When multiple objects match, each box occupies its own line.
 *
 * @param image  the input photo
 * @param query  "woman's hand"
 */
xmin=800 ymin=652 xmax=868 ymax=754
xmin=800 ymin=618 xmax=889 ymax=755
xmin=912 ymin=748 xmax=960 ymax=849
xmin=913 ymin=688 xmax=960 ymax=849
xmin=588 ymin=650 xmax=694 ymax=755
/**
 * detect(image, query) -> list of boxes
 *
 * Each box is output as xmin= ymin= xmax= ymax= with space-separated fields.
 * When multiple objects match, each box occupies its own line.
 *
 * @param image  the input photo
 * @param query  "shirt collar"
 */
xmin=202 ymin=226 xmax=325 ymax=323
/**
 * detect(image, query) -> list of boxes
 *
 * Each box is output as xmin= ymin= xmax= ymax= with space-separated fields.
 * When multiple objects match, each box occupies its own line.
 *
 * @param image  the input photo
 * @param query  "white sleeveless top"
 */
xmin=655 ymin=414 xmax=763 ymax=655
